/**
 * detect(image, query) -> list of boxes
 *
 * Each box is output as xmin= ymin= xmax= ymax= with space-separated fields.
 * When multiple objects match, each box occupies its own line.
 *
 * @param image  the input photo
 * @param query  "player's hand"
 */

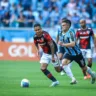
xmin=58 ymin=41 xmax=63 ymax=46
xmin=37 ymin=51 xmax=40 ymax=57
xmin=52 ymin=57 xmax=55 ymax=63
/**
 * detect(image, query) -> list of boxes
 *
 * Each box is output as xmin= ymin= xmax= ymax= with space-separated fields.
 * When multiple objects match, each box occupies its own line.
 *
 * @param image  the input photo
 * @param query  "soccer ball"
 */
xmin=21 ymin=79 xmax=30 ymax=87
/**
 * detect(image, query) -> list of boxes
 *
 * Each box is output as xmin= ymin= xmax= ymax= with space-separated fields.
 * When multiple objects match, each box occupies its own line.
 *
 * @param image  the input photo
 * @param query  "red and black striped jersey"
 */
xmin=76 ymin=28 xmax=94 ymax=49
xmin=34 ymin=31 xmax=57 ymax=54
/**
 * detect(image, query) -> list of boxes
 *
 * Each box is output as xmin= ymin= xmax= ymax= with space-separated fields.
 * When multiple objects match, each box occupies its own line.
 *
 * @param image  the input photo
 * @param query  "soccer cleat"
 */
xmin=91 ymin=72 xmax=96 ymax=84
xmin=60 ymin=71 xmax=65 ymax=76
xmin=70 ymin=78 xmax=77 ymax=85
xmin=84 ymin=74 xmax=91 ymax=80
xmin=84 ymin=76 xmax=88 ymax=80
xmin=50 ymin=81 xmax=59 ymax=87
xmin=87 ymin=74 xmax=91 ymax=79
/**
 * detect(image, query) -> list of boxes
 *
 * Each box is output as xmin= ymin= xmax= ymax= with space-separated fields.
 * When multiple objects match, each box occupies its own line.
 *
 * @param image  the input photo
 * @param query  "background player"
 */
xmin=34 ymin=23 xmax=63 ymax=87
xmin=76 ymin=19 xmax=96 ymax=79
xmin=58 ymin=19 xmax=96 ymax=84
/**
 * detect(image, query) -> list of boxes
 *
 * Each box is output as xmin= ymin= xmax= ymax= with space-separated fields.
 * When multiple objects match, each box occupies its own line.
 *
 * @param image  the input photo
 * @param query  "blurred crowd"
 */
xmin=0 ymin=0 xmax=96 ymax=28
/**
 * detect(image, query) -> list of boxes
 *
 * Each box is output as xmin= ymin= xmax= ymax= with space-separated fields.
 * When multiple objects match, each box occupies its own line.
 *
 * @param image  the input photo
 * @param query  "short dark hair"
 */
xmin=62 ymin=19 xmax=71 ymax=26
xmin=34 ymin=23 xmax=41 ymax=28
xmin=62 ymin=18 xmax=67 ymax=22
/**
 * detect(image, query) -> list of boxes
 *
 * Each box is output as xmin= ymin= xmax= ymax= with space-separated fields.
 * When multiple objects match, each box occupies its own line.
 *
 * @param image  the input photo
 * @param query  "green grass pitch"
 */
xmin=0 ymin=60 xmax=96 ymax=96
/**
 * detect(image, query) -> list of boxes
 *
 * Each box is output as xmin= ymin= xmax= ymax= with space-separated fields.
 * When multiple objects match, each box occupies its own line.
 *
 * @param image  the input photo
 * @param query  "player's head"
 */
xmin=34 ymin=23 xmax=43 ymax=37
xmin=80 ymin=19 xmax=86 ymax=28
xmin=61 ymin=19 xmax=71 ymax=32
xmin=61 ymin=18 xmax=67 ymax=22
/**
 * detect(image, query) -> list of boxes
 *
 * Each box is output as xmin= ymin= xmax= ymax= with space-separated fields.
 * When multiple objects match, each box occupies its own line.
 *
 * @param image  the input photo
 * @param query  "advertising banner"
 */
xmin=0 ymin=41 xmax=39 ymax=61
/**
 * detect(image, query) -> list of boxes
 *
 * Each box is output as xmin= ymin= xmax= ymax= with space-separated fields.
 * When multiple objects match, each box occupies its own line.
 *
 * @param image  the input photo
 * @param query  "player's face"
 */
xmin=61 ymin=22 xmax=69 ymax=32
xmin=80 ymin=20 xmax=86 ymax=28
xmin=34 ymin=26 xmax=42 ymax=37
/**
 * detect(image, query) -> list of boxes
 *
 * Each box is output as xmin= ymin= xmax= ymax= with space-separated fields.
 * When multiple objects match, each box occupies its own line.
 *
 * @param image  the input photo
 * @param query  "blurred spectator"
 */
xmin=71 ymin=12 xmax=80 ymax=28
xmin=2 ymin=11 xmax=10 ymax=27
xmin=27 ymin=10 xmax=35 ymax=27
xmin=10 ymin=13 xmax=17 ymax=27
xmin=17 ymin=11 xmax=25 ymax=27
xmin=92 ymin=13 xmax=96 ymax=28
xmin=86 ymin=3 xmax=92 ymax=19
xmin=0 ymin=0 xmax=9 ymax=9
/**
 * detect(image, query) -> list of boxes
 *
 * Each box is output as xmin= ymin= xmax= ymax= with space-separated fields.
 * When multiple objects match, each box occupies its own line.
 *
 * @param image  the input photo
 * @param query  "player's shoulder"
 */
xmin=43 ymin=31 xmax=49 ymax=36
xmin=33 ymin=34 xmax=37 ymax=39
xmin=87 ymin=27 xmax=93 ymax=31
xmin=77 ymin=28 xmax=82 ymax=32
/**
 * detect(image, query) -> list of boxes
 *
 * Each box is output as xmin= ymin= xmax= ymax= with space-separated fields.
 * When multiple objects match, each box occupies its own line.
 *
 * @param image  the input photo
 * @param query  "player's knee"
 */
xmin=62 ymin=59 xmax=69 ymax=66
xmin=88 ymin=59 xmax=92 ymax=64
xmin=55 ymin=67 xmax=61 ymax=73
xmin=82 ymin=66 xmax=87 ymax=71
xmin=41 ymin=68 xmax=46 ymax=72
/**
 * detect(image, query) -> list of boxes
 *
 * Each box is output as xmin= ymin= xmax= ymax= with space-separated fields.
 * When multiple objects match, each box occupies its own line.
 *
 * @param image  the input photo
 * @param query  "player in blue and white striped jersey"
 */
xmin=56 ymin=18 xmax=77 ymax=84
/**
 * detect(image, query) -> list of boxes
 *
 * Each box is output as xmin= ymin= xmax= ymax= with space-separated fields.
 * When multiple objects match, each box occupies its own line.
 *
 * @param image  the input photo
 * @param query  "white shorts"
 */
xmin=40 ymin=53 xmax=59 ymax=67
xmin=81 ymin=49 xmax=92 ymax=58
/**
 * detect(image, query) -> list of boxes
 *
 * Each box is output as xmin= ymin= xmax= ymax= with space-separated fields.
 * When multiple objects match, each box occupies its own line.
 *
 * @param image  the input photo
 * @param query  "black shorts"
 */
xmin=58 ymin=45 xmax=65 ymax=54
xmin=63 ymin=53 xmax=86 ymax=68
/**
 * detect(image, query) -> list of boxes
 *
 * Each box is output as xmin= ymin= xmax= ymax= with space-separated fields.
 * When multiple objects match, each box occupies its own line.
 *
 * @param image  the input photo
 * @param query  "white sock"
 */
xmin=63 ymin=65 xmax=75 ymax=80
xmin=86 ymin=67 xmax=94 ymax=77
xmin=68 ymin=62 xmax=72 ymax=68
xmin=59 ymin=60 xmax=62 ymax=66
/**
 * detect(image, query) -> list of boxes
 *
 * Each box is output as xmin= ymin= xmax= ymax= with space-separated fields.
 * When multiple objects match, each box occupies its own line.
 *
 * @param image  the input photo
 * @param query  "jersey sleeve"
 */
xmin=76 ymin=30 xmax=79 ymax=38
xmin=34 ymin=38 xmax=38 ymax=48
xmin=90 ymin=29 xmax=94 ymax=36
xmin=45 ymin=33 xmax=52 ymax=42
xmin=69 ymin=31 xmax=76 ymax=42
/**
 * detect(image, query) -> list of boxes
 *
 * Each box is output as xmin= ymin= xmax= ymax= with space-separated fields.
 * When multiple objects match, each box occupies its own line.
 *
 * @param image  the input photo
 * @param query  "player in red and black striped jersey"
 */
xmin=34 ymin=31 xmax=57 ymax=55
xmin=76 ymin=19 xmax=96 ymax=79
xmin=33 ymin=23 xmax=63 ymax=87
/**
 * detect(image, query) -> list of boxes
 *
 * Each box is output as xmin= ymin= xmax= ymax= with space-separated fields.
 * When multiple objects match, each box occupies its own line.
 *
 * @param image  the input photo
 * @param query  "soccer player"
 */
xmin=56 ymin=18 xmax=77 ymax=84
xmin=58 ymin=19 xmax=96 ymax=84
xmin=34 ymin=23 xmax=62 ymax=87
xmin=76 ymin=19 xmax=96 ymax=79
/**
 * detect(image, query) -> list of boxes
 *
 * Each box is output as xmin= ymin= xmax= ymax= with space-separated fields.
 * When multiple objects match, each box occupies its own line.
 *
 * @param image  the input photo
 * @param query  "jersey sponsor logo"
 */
xmin=80 ymin=36 xmax=89 ymax=39
xmin=39 ymin=42 xmax=46 ymax=46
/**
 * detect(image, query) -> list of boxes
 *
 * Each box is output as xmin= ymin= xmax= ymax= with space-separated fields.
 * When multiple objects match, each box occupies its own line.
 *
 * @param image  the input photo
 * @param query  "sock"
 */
xmin=41 ymin=69 xmax=57 ymax=82
xmin=59 ymin=60 xmax=62 ymax=66
xmin=63 ymin=65 xmax=75 ymax=80
xmin=86 ymin=67 xmax=94 ymax=77
xmin=68 ymin=62 xmax=72 ymax=68
xmin=82 ymin=69 xmax=87 ymax=76
xmin=87 ymin=62 xmax=92 ymax=68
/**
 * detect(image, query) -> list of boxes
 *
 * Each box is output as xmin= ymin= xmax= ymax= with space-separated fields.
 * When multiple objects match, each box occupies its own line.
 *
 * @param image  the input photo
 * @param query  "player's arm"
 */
xmin=58 ymin=32 xmax=76 ymax=47
xmin=92 ymin=33 xmax=96 ymax=49
xmin=56 ymin=33 xmax=59 ymax=44
xmin=45 ymin=33 xmax=55 ymax=61
xmin=76 ymin=30 xmax=79 ymax=43
xmin=34 ymin=38 xmax=40 ymax=56
xmin=34 ymin=39 xmax=39 ymax=50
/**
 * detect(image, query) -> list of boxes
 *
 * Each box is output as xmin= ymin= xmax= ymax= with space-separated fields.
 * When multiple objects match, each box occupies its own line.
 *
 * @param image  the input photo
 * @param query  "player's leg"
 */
xmin=86 ymin=49 xmax=92 ymax=68
xmin=40 ymin=53 xmax=59 ymax=87
xmin=62 ymin=54 xmax=77 ymax=84
xmin=75 ymin=53 xmax=96 ymax=84
xmin=80 ymin=49 xmax=88 ymax=79
xmin=85 ymin=49 xmax=92 ymax=79
xmin=57 ymin=46 xmax=65 ymax=75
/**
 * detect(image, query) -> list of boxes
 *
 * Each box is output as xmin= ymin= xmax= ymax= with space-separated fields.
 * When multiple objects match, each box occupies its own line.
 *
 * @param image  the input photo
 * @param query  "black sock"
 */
xmin=41 ymin=69 xmax=57 ymax=82
xmin=87 ymin=62 xmax=92 ymax=68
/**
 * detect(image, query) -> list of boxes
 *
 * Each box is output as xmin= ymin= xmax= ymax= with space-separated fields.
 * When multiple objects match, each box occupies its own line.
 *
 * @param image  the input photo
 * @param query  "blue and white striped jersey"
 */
xmin=60 ymin=29 xmax=81 ymax=56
